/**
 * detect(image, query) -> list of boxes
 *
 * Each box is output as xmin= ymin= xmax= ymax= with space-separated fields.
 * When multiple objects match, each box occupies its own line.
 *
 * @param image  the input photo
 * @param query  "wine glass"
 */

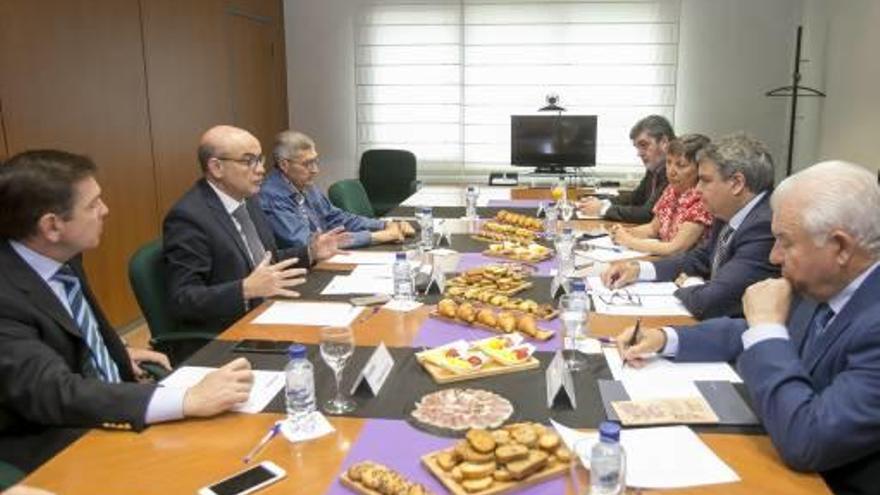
xmin=320 ymin=326 xmax=356 ymax=414
xmin=558 ymin=295 xmax=589 ymax=371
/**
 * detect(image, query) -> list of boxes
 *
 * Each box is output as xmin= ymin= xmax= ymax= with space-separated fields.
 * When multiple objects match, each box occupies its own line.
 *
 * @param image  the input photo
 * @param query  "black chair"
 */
xmin=359 ymin=149 xmax=417 ymax=216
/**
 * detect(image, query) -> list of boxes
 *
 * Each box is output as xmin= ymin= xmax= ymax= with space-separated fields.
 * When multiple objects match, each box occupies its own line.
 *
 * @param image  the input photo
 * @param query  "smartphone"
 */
xmin=350 ymin=294 xmax=391 ymax=306
xmin=231 ymin=339 xmax=296 ymax=354
xmin=198 ymin=461 xmax=286 ymax=495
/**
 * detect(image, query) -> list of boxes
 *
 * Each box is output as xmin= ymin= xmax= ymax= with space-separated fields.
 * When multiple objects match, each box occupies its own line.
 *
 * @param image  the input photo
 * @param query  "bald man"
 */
xmin=162 ymin=126 xmax=346 ymax=335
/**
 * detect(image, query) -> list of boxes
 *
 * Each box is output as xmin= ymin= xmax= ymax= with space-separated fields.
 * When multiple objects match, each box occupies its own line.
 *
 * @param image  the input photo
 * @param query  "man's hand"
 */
xmin=372 ymin=222 xmax=404 ymax=244
xmin=743 ymin=278 xmax=793 ymax=327
xmin=183 ymin=358 xmax=254 ymax=417
xmin=600 ymin=261 xmax=639 ymax=289
xmin=396 ymin=220 xmax=416 ymax=237
xmin=614 ymin=325 xmax=667 ymax=368
xmin=127 ymin=347 xmax=172 ymax=380
xmin=609 ymin=224 xmax=634 ymax=247
xmin=311 ymin=226 xmax=350 ymax=260
xmin=577 ymin=197 xmax=603 ymax=216
xmin=242 ymin=254 xmax=307 ymax=299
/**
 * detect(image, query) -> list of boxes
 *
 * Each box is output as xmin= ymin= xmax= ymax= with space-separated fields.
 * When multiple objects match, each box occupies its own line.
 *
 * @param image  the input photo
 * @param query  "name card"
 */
xmin=423 ymin=266 xmax=446 ymax=295
xmin=350 ymin=342 xmax=394 ymax=396
xmin=546 ymin=351 xmax=577 ymax=409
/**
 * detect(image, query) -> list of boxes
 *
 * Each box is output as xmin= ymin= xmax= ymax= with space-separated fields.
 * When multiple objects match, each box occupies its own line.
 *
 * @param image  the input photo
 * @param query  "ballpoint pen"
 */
xmin=243 ymin=422 xmax=282 ymax=464
xmin=622 ymin=317 xmax=642 ymax=368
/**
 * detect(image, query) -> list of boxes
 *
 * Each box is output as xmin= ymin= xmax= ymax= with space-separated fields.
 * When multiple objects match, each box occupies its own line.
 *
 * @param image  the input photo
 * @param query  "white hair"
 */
xmin=772 ymin=161 xmax=880 ymax=256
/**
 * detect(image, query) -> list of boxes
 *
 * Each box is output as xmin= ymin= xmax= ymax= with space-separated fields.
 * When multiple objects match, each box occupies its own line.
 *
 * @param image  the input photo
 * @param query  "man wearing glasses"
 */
xmin=258 ymin=130 xmax=414 ymax=251
xmin=162 ymin=125 xmax=347 ymax=334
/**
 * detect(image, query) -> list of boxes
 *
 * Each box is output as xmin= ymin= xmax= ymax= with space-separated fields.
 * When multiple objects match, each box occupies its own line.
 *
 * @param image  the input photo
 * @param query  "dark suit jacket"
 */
xmin=603 ymin=164 xmax=668 ymax=223
xmin=653 ymin=193 xmax=778 ymax=319
xmin=0 ymin=242 xmax=154 ymax=472
xmin=162 ymin=179 xmax=310 ymax=334
xmin=674 ymin=265 xmax=880 ymax=495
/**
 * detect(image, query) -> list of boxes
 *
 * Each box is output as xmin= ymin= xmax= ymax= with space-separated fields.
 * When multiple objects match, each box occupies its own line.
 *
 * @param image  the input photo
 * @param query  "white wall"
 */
xmin=815 ymin=0 xmax=880 ymax=172
xmin=285 ymin=0 xmax=809 ymax=186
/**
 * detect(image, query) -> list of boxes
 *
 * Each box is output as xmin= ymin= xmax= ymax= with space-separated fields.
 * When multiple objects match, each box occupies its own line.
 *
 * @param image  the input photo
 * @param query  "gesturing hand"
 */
xmin=311 ymin=226 xmax=351 ymax=261
xmin=242 ymin=253 xmax=307 ymax=299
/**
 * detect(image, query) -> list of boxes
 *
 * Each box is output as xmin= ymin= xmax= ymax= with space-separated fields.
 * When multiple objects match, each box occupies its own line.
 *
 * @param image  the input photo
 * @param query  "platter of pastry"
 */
xmin=421 ymin=423 xmax=573 ymax=495
xmin=415 ymin=335 xmax=539 ymax=383
xmin=446 ymin=264 xmax=533 ymax=296
xmin=493 ymin=210 xmax=543 ymax=232
xmin=432 ymin=299 xmax=554 ymax=341
xmin=340 ymin=461 xmax=435 ymax=495
xmin=442 ymin=288 xmax=558 ymax=321
xmin=472 ymin=222 xmax=538 ymax=245
xmin=483 ymin=242 xmax=553 ymax=263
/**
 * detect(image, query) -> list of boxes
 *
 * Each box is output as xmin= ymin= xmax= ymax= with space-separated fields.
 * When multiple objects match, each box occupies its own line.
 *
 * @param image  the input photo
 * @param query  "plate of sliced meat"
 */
xmin=407 ymin=388 xmax=516 ymax=438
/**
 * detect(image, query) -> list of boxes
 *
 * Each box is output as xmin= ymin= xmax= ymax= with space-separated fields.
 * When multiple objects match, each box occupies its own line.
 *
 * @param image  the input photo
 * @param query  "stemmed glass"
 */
xmin=320 ymin=326 xmax=356 ymax=414
xmin=559 ymin=295 xmax=589 ymax=371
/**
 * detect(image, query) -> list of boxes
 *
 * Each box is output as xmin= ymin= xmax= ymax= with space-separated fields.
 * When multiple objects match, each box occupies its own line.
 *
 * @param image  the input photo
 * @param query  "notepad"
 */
xmin=327 ymin=252 xmax=397 ymax=265
xmin=603 ymin=348 xmax=742 ymax=383
xmin=321 ymin=275 xmax=394 ymax=295
xmin=252 ymin=301 xmax=363 ymax=326
xmin=576 ymin=236 xmax=647 ymax=262
xmin=161 ymin=367 xmax=284 ymax=414
xmin=586 ymin=276 xmax=678 ymax=296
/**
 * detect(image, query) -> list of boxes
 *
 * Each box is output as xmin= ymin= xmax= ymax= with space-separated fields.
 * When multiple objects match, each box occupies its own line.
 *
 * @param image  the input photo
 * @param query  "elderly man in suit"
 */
xmin=162 ymin=125 xmax=346 ymax=334
xmin=617 ymin=161 xmax=880 ymax=495
xmin=602 ymin=132 xmax=779 ymax=319
xmin=0 ymin=150 xmax=254 ymax=474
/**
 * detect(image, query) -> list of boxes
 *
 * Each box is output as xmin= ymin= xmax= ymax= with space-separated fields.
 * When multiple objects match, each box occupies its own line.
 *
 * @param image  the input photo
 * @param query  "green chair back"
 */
xmin=328 ymin=179 xmax=375 ymax=218
xmin=0 ymin=461 xmax=24 ymax=490
xmin=359 ymin=149 xmax=417 ymax=216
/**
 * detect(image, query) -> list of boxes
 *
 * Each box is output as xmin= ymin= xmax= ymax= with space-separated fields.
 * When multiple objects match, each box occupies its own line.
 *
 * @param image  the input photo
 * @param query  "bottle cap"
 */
xmin=563 ymin=227 xmax=573 ymax=234
xmin=571 ymin=280 xmax=585 ymax=292
xmin=599 ymin=421 xmax=621 ymax=442
xmin=395 ymin=252 xmax=406 ymax=260
xmin=288 ymin=343 xmax=307 ymax=360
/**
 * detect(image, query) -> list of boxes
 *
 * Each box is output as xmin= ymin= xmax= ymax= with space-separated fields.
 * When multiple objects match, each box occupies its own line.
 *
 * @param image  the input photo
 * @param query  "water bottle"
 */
xmin=419 ymin=206 xmax=434 ymax=250
xmin=544 ymin=202 xmax=558 ymax=239
xmin=393 ymin=252 xmax=415 ymax=301
xmin=570 ymin=279 xmax=591 ymax=347
xmin=590 ymin=422 xmax=626 ymax=495
xmin=285 ymin=344 xmax=315 ymax=431
xmin=556 ymin=228 xmax=575 ymax=277
xmin=465 ymin=185 xmax=479 ymax=218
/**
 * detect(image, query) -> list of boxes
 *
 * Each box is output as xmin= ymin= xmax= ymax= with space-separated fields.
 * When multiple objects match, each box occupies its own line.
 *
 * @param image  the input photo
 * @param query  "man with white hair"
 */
xmin=616 ymin=161 xmax=880 ymax=494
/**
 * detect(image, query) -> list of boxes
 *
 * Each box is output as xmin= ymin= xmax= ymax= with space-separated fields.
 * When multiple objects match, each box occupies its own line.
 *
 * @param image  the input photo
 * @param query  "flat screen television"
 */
xmin=510 ymin=115 xmax=597 ymax=173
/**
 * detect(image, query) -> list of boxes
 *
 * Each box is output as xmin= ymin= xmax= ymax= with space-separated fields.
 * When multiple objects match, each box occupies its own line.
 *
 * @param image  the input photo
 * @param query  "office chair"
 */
xmin=328 ymin=179 xmax=375 ymax=217
xmin=128 ymin=239 xmax=215 ymax=367
xmin=359 ymin=149 xmax=417 ymax=216
xmin=0 ymin=461 xmax=24 ymax=490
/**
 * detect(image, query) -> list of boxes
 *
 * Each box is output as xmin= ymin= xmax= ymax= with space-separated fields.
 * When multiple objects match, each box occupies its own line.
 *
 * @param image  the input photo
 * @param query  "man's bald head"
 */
xmin=197 ymin=125 xmax=260 ymax=173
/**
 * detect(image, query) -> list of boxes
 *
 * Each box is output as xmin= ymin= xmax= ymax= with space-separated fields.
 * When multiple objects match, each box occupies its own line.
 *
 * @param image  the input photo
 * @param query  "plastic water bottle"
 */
xmin=570 ymin=279 xmax=591 ymax=346
xmin=393 ymin=252 xmax=414 ymax=301
xmin=590 ymin=422 xmax=626 ymax=495
xmin=544 ymin=202 xmax=558 ymax=239
xmin=465 ymin=185 xmax=479 ymax=218
xmin=285 ymin=344 xmax=315 ymax=431
xmin=556 ymin=228 xmax=575 ymax=277
xmin=419 ymin=206 xmax=434 ymax=250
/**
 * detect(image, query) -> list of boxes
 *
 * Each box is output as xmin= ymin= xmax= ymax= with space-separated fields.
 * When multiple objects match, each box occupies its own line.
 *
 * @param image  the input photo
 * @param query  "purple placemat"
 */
xmin=456 ymin=252 xmax=556 ymax=277
xmin=412 ymin=313 xmax=562 ymax=353
xmin=487 ymin=199 xmax=543 ymax=208
xmin=325 ymin=419 xmax=566 ymax=495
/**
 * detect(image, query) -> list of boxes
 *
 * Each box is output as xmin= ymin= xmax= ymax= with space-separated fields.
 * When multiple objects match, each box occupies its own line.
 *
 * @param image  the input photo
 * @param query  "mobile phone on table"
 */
xmin=231 ymin=339 xmax=295 ymax=354
xmin=350 ymin=294 xmax=391 ymax=306
xmin=197 ymin=461 xmax=286 ymax=495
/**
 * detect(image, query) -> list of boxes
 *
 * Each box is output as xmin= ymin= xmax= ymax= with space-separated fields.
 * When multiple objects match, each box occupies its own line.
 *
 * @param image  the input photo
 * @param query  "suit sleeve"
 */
xmin=0 ymin=315 xmax=154 ymax=430
xmin=602 ymin=173 xmax=658 ymax=224
xmin=737 ymin=324 xmax=880 ymax=472
xmin=162 ymin=209 xmax=248 ymax=323
xmin=673 ymin=317 xmax=748 ymax=362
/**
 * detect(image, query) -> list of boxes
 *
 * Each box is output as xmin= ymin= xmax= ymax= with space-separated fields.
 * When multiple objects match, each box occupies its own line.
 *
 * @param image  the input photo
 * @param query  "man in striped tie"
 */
xmin=0 ymin=150 xmax=255 ymax=475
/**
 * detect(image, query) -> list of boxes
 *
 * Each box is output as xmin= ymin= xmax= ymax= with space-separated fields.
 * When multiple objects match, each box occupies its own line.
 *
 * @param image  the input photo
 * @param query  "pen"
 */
xmin=622 ymin=318 xmax=642 ymax=368
xmin=243 ymin=422 xmax=281 ymax=464
xmin=589 ymin=244 xmax=624 ymax=253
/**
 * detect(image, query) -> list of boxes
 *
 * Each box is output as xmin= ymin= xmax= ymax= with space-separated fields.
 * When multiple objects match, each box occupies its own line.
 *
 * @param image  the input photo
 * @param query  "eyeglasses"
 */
xmin=292 ymin=157 xmax=320 ymax=169
xmin=215 ymin=154 xmax=265 ymax=168
xmin=597 ymin=290 xmax=642 ymax=307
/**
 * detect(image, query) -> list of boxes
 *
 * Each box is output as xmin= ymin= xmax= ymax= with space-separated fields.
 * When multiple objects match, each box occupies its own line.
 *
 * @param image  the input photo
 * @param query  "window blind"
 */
xmin=356 ymin=0 xmax=681 ymax=181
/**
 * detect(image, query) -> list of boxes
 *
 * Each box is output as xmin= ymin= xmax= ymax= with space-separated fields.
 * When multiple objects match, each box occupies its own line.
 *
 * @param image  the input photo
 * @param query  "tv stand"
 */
xmin=528 ymin=166 xmax=567 ymax=175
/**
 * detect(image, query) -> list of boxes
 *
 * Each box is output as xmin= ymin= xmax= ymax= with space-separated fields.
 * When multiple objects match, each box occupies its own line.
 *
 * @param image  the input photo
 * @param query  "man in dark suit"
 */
xmin=578 ymin=115 xmax=674 ymax=223
xmin=0 ymin=150 xmax=254 ymax=474
xmin=602 ymin=133 xmax=779 ymax=319
xmin=617 ymin=161 xmax=880 ymax=495
xmin=162 ymin=125 xmax=347 ymax=334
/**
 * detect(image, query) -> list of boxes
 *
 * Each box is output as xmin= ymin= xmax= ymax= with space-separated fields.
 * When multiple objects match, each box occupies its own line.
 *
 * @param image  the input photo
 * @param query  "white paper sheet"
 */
xmin=349 ymin=264 xmax=394 ymax=279
xmin=603 ymin=348 xmax=743 ymax=383
xmin=252 ymin=301 xmax=363 ymax=326
xmin=161 ymin=367 xmax=284 ymax=414
xmin=591 ymin=293 xmax=692 ymax=316
xmin=383 ymin=299 xmax=423 ymax=312
xmin=576 ymin=337 xmax=603 ymax=355
xmin=576 ymin=237 xmax=647 ymax=262
xmin=586 ymin=276 xmax=678 ymax=296
xmin=321 ymin=275 xmax=395 ymax=295
xmin=279 ymin=412 xmax=336 ymax=443
xmin=551 ymin=420 xmax=740 ymax=489
xmin=622 ymin=376 xmax=704 ymax=400
xmin=327 ymin=252 xmax=397 ymax=265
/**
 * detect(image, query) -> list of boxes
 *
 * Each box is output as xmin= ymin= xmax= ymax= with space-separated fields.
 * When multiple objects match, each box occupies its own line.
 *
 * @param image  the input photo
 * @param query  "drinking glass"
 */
xmin=559 ymin=199 xmax=575 ymax=223
xmin=320 ymin=326 xmax=356 ymax=414
xmin=558 ymin=295 xmax=589 ymax=371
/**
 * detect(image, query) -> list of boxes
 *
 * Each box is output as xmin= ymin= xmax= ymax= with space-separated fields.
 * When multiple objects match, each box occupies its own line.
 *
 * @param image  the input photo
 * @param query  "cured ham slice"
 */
xmin=411 ymin=389 xmax=513 ymax=431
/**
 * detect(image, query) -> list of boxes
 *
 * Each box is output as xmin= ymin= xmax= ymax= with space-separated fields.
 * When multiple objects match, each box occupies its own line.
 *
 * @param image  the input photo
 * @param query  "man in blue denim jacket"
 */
xmin=259 ymin=131 xmax=414 ymax=250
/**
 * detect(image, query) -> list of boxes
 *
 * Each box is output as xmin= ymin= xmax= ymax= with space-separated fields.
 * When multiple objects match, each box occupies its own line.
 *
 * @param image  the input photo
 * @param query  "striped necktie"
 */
xmin=801 ymin=303 xmax=835 ymax=356
xmin=53 ymin=265 xmax=121 ymax=383
xmin=710 ymin=224 xmax=735 ymax=278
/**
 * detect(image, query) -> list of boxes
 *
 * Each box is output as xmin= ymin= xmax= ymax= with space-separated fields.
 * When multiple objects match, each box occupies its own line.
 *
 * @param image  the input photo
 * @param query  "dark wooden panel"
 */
xmin=0 ymin=0 xmax=159 ymax=326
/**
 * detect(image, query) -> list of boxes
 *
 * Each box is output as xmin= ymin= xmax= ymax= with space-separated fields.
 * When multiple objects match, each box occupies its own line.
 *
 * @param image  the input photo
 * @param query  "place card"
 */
xmin=546 ymin=351 xmax=577 ymax=409
xmin=349 ymin=342 xmax=394 ymax=396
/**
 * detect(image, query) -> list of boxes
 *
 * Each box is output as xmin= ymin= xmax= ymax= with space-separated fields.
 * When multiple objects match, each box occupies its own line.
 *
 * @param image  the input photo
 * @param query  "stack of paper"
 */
xmin=252 ymin=301 xmax=364 ymax=326
xmin=327 ymin=252 xmax=397 ymax=265
xmin=161 ymin=367 xmax=284 ymax=414
xmin=322 ymin=275 xmax=394 ymax=295
xmin=603 ymin=348 xmax=743 ymax=383
xmin=576 ymin=236 xmax=647 ymax=262
xmin=587 ymin=275 xmax=691 ymax=316
xmin=551 ymin=420 xmax=740 ymax=489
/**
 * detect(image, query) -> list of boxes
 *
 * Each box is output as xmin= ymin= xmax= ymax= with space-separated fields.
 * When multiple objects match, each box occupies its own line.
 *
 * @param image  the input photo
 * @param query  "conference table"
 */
xmin=23 ymin=187 xmax=830 ymax=494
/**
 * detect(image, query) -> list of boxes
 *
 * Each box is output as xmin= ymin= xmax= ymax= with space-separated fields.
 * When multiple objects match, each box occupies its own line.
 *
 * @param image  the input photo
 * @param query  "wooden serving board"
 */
xmin=415 ymin=353 xmax=540 ymax=384
xmin=421 ymin=449 xmax=570 ymax=495
xmin=446 ymin=281 xmax=533 ymax=297
xmin=428 ymin=311 xmax=555 ymax=341
xmin=471 ymin=234 xmax=535 ymax=246
xmin=444 ymin=298 xmax=560 ymax=322
xmin=481 ymin=250 xmax=554 ymax=264
xmin=339 ymin=473 xmax=382 ymax=495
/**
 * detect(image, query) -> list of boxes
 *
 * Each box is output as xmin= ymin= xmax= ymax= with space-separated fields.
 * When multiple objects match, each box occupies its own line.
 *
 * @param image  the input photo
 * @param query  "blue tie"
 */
xmin=801 ymin=303 xmax=835 ymax=356
xmin=53 ymin=265 xmax=121 ymax=383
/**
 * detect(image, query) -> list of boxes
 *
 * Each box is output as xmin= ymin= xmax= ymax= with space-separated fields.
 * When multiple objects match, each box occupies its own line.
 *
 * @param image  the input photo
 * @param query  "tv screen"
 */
xmin=511 ymin=115 xmax=597 ymax=169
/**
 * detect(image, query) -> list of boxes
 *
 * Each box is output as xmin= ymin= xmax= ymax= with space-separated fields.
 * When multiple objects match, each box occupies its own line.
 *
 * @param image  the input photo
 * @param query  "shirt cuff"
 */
xmin=367 ymin=218 xmax=386 ymax=231
xmin=637 ymin=261 xmax=657 ymax=281
xmin=599 ymin=199 xmax=612 ymax=216
xmin=144 ymin=385 xmax=187 ymax=424
xmin=742 ymin=323 xmax=790 ymax=350
xmin=661 ymin=327 xmax=679 ymax=356
xmin=680 ymin=276 xmax=705 ymax=288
